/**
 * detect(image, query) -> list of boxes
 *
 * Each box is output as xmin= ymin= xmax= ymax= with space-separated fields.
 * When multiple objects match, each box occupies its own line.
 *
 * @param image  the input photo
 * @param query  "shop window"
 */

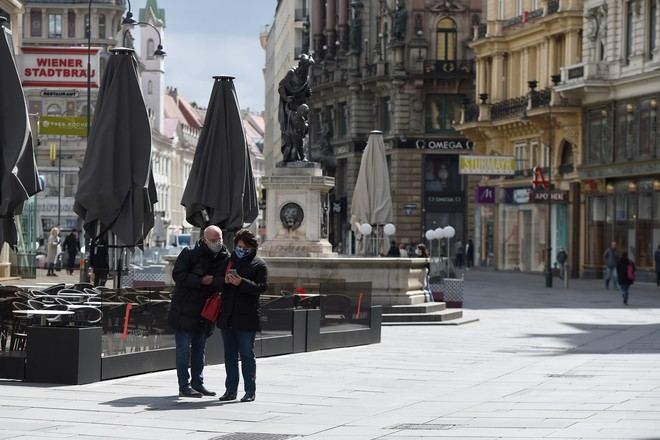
xmin=586 ymin=108 xmax=610 ymax=164
xmin=424 ymin=155 xmax=460 ymax=193
xmin=586 ymin=196 xmax=606 ymax=266
xmin=425 ymin=94 xmax=460 ymax=133
xmin=435 ymin=18 xmax=456 ymax=61
xmin=48 ymin=13 xmax=62 ymax=38
xmin=31 ymin=9 xmax=42 ymax=37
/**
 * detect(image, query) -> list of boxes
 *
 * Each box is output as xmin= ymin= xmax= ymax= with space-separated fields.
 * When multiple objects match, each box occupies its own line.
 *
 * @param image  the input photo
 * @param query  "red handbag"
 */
xmin=201 ymin=293 xmax=222 ymax=322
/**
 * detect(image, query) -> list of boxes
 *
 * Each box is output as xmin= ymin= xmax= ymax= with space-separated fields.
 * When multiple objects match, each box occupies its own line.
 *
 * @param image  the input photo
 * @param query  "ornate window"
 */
xmin=435 ymin=18 xmax=456 ymax=61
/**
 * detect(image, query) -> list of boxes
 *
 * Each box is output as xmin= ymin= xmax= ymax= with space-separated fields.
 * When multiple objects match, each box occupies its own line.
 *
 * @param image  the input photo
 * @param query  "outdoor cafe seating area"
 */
xmin=0 ymin=280 xmax=381 ymax=384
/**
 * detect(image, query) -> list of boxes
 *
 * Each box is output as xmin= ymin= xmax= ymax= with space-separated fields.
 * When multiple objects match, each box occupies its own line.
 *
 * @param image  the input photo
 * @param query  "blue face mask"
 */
xmin=234 ymin=246 xmax=251 ymax=259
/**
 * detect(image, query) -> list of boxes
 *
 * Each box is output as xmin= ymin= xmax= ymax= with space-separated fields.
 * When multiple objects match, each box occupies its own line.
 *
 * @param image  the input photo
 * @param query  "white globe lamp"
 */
xmin=383 ymin=223 xmax=396 ymax=236
xmin=445 ymin=225 xmax=456 ymax=238
xmin=424 ymin=229 xmax=434 ymax=240
xmin=360 ymin=223 xmax=373 ymax=235
xmin=435 ymin=227 xmax=445 ymax=239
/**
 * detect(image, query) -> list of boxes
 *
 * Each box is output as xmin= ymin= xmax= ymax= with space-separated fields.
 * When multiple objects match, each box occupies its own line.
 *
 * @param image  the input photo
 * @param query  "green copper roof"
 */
xmin=139 ymin=0 xmax=166 ymax=27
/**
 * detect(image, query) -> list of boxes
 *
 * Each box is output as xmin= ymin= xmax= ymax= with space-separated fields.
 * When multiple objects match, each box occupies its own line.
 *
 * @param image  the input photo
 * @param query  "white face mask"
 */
xmin=206 ymin=239 xmax=223 ymax=253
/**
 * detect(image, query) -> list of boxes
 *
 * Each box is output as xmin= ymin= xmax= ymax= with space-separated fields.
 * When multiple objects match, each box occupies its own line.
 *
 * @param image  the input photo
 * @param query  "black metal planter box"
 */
xmin=25 ymin=326 xmax=102 ymax=385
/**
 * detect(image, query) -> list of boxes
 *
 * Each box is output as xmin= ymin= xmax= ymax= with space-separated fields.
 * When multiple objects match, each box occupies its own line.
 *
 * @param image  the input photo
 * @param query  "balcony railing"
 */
xmin=490 ymin=96 xmax=527 ymax=121
xmin=502 ymin=8 xmax=544 ymax=30
xmin=423 ymin=59 xmax=474 ymax=76
xmin=531 ymin=88 xmax=551 ymax=108
xmin=547 ymin=0 xmax=560 ymax=15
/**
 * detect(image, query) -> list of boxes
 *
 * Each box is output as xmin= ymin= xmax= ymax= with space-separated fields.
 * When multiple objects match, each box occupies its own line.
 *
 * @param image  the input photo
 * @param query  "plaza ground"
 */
xmin=1 ymin=269 xmax=659 ymax=439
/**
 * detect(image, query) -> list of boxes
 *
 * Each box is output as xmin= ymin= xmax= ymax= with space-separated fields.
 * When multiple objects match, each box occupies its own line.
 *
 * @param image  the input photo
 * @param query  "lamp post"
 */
xmin=528 ymin=79 xmax=556 ymax=287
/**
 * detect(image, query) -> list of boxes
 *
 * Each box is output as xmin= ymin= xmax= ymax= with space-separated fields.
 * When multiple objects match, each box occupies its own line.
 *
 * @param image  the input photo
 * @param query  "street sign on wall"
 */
xmin=39 ymin=115 xmax=88 ymax=136
xmin=20 ymin=47 xmax=100 ymax=88
xmin=459 ymin=155 xmax=516 ymax=175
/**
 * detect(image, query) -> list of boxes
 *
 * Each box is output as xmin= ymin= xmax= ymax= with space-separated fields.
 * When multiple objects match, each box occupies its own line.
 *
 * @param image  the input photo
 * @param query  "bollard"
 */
xmin=564 ymin=263 xmax=569 ymax=288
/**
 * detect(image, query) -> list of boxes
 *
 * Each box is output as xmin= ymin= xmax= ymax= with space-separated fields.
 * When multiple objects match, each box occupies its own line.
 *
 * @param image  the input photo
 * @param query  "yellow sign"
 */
xmin=459 ymin=155 xmax=516 ymax=176
xmin=39 ymin=115 xmax=88 ymax=136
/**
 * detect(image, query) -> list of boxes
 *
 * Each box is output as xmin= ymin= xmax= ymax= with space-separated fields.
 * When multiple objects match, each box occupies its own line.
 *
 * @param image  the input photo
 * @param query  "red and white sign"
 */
xmin=20 ymin=47 xmax=101 ymax=88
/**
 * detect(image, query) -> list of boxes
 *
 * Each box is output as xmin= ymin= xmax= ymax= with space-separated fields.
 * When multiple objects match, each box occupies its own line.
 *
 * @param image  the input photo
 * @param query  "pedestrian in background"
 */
xmin=386 ymin=240 xmax=399 ymax=257
xmin=455 ymin=239 xmax=464 ymax=269
xmin=169 ymin=225 xmax=229 ymax=398
xmin=46 ymin=227 xmax=59 ymax=276
xmin=62 ymin=229 xmax=80 ymax=275
xmin=89 ymin=234 xmax=110 ymax=287
xmin=616 ymin=251 xmax=635 ymax=305
xmin=398 ymin=243 xmax=408 ymax=257
xmin=603 ymin=241 xmax=619 ymax=290
xmin=654 ymin=244 xmax=660 ymax=287
xmin=416 ymin=244 xmax=432 ymax=301
xmin=556 ymin=248 xmax=568 ymax=280
xmin=466 ymin=239 xmax=474 ymax=269
xmin=217 ymin=229 xmax=268 ymax=403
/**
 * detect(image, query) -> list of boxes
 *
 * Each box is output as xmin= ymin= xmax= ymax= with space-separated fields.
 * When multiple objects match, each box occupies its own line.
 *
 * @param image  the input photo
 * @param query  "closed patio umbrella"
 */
xmin=181 ymin=76 xmax=258 ymax=242
xmin=350 ymin=130 xmax=393 ymax=255
xmin=74 ymin=48 xmax=157 ymax=248
xmin=0 ymin=20 xmax=41 ymax=248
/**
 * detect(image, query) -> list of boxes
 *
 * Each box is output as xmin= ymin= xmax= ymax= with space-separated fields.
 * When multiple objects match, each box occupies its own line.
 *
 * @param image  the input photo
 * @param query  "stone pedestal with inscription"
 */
xmin=260 ymin=162 xmax=335 ymax=258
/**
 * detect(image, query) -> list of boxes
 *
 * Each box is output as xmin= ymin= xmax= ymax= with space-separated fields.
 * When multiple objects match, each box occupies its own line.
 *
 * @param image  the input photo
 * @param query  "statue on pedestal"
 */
xmin=278 ymin=54 xmax=314 ymax=162
xmin=392 ymin=0 xmax=408 ymax=42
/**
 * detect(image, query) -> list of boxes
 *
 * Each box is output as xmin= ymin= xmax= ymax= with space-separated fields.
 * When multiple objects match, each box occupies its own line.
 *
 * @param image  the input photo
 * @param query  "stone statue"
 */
xmin=278 ymin=54 xmax=314 ymax=162
xmin=392 ymin=0 xmax=408 ymax=42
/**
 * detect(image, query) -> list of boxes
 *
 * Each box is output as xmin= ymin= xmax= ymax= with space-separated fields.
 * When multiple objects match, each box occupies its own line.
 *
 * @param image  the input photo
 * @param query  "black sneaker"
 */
xmin=179 ymin=387 xmax=203 ymax=398
xmin=218 ymin=391 xmax=237 ymax=401
xmin=192 ymin=385 xmax=216 ymax=397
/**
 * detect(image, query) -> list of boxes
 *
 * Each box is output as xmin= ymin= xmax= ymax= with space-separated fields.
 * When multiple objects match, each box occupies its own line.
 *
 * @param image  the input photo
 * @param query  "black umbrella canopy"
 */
xmin=74 ymin=48 xmax=156 ymax=247
xmin=0 ymin=22 xmax=41 ymax=248
xmin=181 ymin=76 xmax=258 ymax=232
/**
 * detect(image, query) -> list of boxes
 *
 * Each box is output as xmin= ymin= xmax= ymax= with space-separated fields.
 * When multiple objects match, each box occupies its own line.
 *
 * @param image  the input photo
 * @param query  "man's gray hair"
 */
xmin=203 ymin=225 xmax=223 ymax=239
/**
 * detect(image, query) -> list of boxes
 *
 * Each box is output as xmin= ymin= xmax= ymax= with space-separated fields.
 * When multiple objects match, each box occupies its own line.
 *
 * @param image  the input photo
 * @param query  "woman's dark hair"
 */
xmin=234 ymin=228 xmax=258 ymax=248
xmin=417 ymin=243 xmax=428 ymax=258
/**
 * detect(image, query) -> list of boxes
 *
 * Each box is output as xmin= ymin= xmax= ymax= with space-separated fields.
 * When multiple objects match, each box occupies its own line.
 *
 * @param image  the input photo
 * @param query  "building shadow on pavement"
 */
xmin=517 ymin=322 xmax=660 ymax=355
xmin=463 ymin=269 xmax=660 ymax=310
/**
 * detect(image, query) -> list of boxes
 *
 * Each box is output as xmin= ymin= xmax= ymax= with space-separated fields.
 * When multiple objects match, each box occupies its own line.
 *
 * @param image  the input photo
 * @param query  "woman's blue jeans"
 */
xmin=175 ymin=329 xmax=207 ymax=391
xmin=221 ymin=328 xmax=256 ymax=394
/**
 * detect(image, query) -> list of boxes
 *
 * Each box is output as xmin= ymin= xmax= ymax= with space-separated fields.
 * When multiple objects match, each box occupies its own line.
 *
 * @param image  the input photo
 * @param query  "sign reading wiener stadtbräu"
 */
xmin=459 ymin=155 xmax=516 ymax=175
xmin=20 ymin=47 xmax=101 ymax=88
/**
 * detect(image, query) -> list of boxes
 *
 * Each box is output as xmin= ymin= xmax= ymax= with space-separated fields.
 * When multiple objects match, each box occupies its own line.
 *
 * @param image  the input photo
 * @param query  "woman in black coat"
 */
xmin=216 ymin=229 xmax=268 ymax=403
xmin=616 ymin=251 xmax=635 ymax=305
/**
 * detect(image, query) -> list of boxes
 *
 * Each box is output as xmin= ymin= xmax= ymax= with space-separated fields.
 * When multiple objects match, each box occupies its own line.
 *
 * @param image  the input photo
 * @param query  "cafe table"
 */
xmin=13 ymin=309 xmax=74 ymax=326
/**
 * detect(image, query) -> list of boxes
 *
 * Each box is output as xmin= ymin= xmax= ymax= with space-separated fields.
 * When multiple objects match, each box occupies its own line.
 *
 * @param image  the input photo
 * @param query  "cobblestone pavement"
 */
xmin=1 ymin=270 xmax=659 ymax=439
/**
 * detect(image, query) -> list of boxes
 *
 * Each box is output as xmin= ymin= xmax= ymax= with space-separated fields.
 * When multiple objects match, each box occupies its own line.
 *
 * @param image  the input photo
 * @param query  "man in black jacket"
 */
xmin=168 ymin=225 xmax=229 ymax=398
xmin=217 ymin=229 xmax=268 ymax=403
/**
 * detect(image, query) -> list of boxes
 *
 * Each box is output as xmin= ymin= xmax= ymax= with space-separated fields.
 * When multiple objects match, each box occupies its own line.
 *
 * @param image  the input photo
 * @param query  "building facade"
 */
xmin=306 ymin=0 xmax=482 ymax=254
xmin=456 ymin=0 xmax=583 ymax=274
xmin=558 ymin=0 xmax=660 ymax=279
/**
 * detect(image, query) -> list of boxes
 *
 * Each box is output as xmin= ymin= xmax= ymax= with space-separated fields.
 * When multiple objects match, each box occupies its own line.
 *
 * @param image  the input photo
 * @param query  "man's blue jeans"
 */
xmin=221 ymin=328 xmax=256 ymax=394
xmin=175 ymin=329 xmax=207 ymax=391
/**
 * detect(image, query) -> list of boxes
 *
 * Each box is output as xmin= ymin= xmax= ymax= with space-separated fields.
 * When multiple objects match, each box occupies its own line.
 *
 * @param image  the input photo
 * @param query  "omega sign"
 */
xmin=398 ymin=138 xmax=474 ymax=151
xmin=20 ymin=47 xmax=101 ymax=88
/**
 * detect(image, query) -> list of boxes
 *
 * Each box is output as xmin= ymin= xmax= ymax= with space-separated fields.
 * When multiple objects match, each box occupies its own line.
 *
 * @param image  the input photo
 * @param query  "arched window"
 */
xmin=147 ymin=39 xmax=155 ymax=59
xmin=98 ymin=14 xmax=106 ymax=39
xmin=148 ymin=80 xmax=153 ymax=95
xmin=436 ymin=18 xmax=457 ymax=61
xmin=47 ymin=103 xmax=62 ymax=115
